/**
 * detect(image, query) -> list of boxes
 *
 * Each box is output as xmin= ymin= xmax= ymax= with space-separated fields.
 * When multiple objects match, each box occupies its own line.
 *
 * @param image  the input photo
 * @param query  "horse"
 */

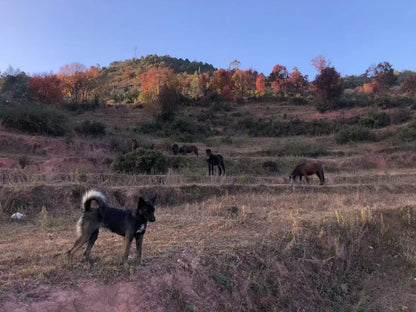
xmin=179 ymin=145 xmax=198 ymax=156
xmin=290 ymin=161 xmax=325 ymax=185
xmin=206 ymin=149 xmax=225 ymax=176
xmin=172 ymin=143 xmax=179 ymax=155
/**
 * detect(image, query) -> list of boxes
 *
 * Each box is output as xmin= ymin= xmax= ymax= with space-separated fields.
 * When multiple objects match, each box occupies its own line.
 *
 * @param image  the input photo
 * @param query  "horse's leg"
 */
xmin=305 ymin=175 xmax=310 ymax=184
xmin=316 ymin=172 xmax=323 ymax=185
xmin=218 ymin=165 xmax=222 ymax=176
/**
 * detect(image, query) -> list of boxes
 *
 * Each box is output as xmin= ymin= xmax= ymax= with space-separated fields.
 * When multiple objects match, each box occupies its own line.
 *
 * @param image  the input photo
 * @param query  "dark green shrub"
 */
xmin=113 ymin=148 xmax=168 ymax=174
xmin=262 ymin=161 xmax=279 ymax=173
xmin=390 ymin=108 xmax=411 ymax=124
xmin=371 ymin=95 xmax=416 ymax=109
xmin=335 ymin=125 xmax=376 ymax=144
xmin=0 ymin=102 xmax=70 ymax=136
xmin=373 ymin=112 xmax=391 ymax=127
xmin=75 ymin=120 xmax=106 ymax=136
xmin=167 ymin=155 xmax=189 ymax=170
xmin=394 ymin=120 xmax=416 ymax=142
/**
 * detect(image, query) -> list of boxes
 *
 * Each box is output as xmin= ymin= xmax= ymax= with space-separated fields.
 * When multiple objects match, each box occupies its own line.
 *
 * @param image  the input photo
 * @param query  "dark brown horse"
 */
xmin=206 ymin=149 xmax=225 ymax=176
xmin=290 ymin=161 xmax=325 ymax=185
xmin=179 ymin=145 xmax=198 ymax=156
xmin=172 ymin=143 xmax=179 ymax=155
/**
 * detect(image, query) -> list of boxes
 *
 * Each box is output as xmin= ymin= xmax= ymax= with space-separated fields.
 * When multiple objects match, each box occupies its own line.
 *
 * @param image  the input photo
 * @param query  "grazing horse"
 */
xmin=206 ymin=149 xmax=225 ymax=176
xmin=179 ymin=145 xmax=198 ymax=156
xmin=172 ymin=143 xmax=179 ymax=155
xmin=290 ymin=161 xmax=325 ymax=185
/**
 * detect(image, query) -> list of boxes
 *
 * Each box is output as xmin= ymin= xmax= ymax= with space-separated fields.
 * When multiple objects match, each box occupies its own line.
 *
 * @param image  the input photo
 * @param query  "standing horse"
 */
xmin=206 ymin=149 xmax=225 ymax=176
xmin=290 ymin=161 xmax=325 ymax=185
xmin=179 ymin=145 xmax=198 ymax=156
xmin=172 ymin=143 xmax=179 ymax=155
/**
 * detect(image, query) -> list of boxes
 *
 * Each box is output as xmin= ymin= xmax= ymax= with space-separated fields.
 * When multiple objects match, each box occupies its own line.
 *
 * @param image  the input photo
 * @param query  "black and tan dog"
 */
xmin=67 ymin=190 xmax=156 ymax=266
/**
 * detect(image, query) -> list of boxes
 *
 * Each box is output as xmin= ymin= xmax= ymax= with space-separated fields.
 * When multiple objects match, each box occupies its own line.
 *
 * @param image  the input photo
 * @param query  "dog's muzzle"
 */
xmin=148 ymin=216 xmax=155 ymax=222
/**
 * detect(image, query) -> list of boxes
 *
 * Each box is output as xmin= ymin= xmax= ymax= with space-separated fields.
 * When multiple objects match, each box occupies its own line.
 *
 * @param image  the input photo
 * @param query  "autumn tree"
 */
xmin=140 ymin=67 xmax=179 ymax=116
xmin=286 ymin=68 xmax=309 ymax=96
xmin=255 ymin=74 xmax=267 ymax=96
xmin=366 ymin=62 xmax=397 ymax=94
xmin=400 ymin=75 xmax=416 ymax=95
xmin=269 ymin=64 xmax=289 ymax=95
xmin=58 ymin=63 xmax=98 ymax=104
xmin=212 ymin=69 xmax=233 ymax=100
xmin=232 ymin=69 xmax=257 ymax=97
xmin=29 ymin=74 xmax=63 ymax=105
xmin=312 ymin=66 xmax=343 ymax=111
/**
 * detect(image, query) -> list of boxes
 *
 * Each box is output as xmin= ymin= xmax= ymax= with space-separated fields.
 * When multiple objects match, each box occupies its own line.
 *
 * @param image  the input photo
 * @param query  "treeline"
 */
xmin=1 ymin=55 xmax=416 ymax=119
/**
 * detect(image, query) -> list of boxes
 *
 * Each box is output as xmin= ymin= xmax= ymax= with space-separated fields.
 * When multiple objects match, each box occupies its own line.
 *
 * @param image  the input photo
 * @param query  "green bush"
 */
xmin=113 ymin=148 xmax=168 ymax=174
xmin=75 ymin=120 xmax=106 ymax=136
xmin=394 ymin=120 xmax=416 ymax=142
xmin=335 ymin=125 xmax=376 ymax=144
xmin=167 ymin=155 xmax=190 ymax=170
xmin=0 ymin=102 xmax=70 ymax=136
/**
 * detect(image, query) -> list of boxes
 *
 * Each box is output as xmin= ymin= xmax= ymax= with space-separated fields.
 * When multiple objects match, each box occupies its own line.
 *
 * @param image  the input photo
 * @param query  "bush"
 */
xmin=394 ymin=120 xmax=416 ymax=142
xmin=335 ymin=125 xmax=376 ymax=144
xmin=371 ymin=95 xmax=416 ymax=109
xmin=0 ymin=102 xmax=70 ymax=136
xmin=113 ymin=148 xmax=168 ymax=174
xmin=75 ymin=120 xmax=106 ymax=136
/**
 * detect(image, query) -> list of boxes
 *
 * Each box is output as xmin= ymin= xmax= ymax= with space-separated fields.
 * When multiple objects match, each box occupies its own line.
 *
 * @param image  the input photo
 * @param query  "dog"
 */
xmin=67 ymin=190 xmax=156 ymax=266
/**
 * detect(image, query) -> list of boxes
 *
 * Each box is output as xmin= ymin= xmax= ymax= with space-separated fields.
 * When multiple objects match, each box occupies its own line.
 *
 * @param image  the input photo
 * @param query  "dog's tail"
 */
xmin=82 ymin=190 xmax=107 ymax=212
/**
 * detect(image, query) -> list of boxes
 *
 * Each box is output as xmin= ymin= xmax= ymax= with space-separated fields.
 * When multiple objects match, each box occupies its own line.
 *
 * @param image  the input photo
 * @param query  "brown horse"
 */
xmin=179 ymin=145 xmax=198 ymax=156
xmin=172 ymin=143 xmax=179 ymax=155
xmin=290 ymin=161 xmax=325 ymax=185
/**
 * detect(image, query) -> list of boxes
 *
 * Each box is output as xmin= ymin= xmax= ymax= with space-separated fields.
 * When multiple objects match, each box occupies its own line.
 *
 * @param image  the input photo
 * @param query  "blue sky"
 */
xmin=1 ymin=0 xmax=415 ymax=79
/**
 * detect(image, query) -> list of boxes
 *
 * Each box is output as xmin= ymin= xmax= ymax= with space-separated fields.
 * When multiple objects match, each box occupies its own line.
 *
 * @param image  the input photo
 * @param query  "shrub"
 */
xmin=167 ymin=155 xmax=190 ymax=170
xmin=0 ymin=102 xmax=70 ymax=136
xmin=75 ymin=120 xmax=106 ymax=136
xmin=335 ymin=125 xmax=376 ymax=144
xmin=269 ymin=140 xmax=329 ymax=157
xmin=394 ymin=120 xmax=416 ymax=142
xmin=113 ymin=148 xmax=168 ymax=174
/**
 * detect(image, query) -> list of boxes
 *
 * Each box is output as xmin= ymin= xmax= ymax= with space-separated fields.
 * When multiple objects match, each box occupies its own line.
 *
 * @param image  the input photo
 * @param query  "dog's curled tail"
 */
xmin=82 ymin=190 xmax=107 ymax=212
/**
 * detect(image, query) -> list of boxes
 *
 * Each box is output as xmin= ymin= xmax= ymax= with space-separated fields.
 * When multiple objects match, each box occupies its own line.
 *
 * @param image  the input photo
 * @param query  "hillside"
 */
xmin=1 ymin=96 xmax=416 ymax=311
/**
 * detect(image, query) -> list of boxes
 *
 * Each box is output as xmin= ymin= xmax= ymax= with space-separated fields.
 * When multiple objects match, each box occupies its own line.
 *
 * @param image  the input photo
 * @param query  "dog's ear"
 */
xmin=137 ymin=197 xmax=145 ymax=209
xmin=150 ymin=196 xmax=156 ymax=204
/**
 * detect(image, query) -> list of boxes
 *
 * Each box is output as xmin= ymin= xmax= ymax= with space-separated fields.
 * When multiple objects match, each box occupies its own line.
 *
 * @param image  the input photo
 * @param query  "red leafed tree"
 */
xmin=212 ymin=69 xmax=233 ymax=100
xmin=256 ymin=74 xmax=266 ymax=96
xmin=269 ymin=64 xmax=289 ymax=95
xmin=286 ymin=68 xmax=309 ymax=96
xmin=29 ymin=74 xmax=63 ymax=105
xmin=400 ymin=75 xmax=416 ymax=95
xmin=232 ymin=69 xmax=257 ymax=97
xmin=312 ymin=66 xmax=343 ymax=104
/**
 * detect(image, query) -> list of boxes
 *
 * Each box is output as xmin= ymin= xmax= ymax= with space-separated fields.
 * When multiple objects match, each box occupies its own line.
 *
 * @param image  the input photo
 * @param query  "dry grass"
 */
xmin=1 ymin=184 xmax=416 ymax=311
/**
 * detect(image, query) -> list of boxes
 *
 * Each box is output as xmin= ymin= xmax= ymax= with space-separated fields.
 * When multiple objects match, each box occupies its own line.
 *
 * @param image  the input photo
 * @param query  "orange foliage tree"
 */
xmin=232 ymin=69 xmax=257 ymax=97
xmin=286 ymin=68 xmax=309 ymax=96
xmin=29 ymin=74 xmax=63 ymax=105
xmin=58 ymin=63 xmax=98 ymax=104
xmin=400 ymin=75 xmax=416 ymax=95
xmin=140 ymin=67 xmax=179 ymax=115
xmin=256 ymin=74 xmax=267 ymax=96
xmin=269 ymin=64 xmax=289 ymax=95
xmin=212 ymin=69 xmax=233 ymax=100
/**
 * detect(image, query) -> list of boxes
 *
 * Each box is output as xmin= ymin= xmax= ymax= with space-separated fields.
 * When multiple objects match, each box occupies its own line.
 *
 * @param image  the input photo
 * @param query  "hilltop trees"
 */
xmin=58 ymin=63 xmax=99 ymax=104
xmin=312 ymin=66 xmax=343 ymax=112
xmin=366 ymin=62 xmax=397 ymax=95
xmin=29 ymin=74 xmax=63 ymax=105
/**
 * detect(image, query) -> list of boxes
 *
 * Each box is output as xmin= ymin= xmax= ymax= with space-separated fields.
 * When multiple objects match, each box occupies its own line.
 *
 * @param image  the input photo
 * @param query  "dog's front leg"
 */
xmin=135 ymin=234 xmax=144 ymax=265
xmin=122 ymin=236 xmax=133 ymax=264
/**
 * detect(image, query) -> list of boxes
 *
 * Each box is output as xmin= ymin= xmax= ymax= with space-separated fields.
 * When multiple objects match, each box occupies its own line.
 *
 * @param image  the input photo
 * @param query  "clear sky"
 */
xmin=1 ymin=0 xmax=415 ymax=79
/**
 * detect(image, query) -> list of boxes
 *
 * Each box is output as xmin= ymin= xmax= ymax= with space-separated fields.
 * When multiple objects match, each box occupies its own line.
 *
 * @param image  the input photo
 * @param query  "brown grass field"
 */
xmin=1 ymin=103 xmax=416 ymax=311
